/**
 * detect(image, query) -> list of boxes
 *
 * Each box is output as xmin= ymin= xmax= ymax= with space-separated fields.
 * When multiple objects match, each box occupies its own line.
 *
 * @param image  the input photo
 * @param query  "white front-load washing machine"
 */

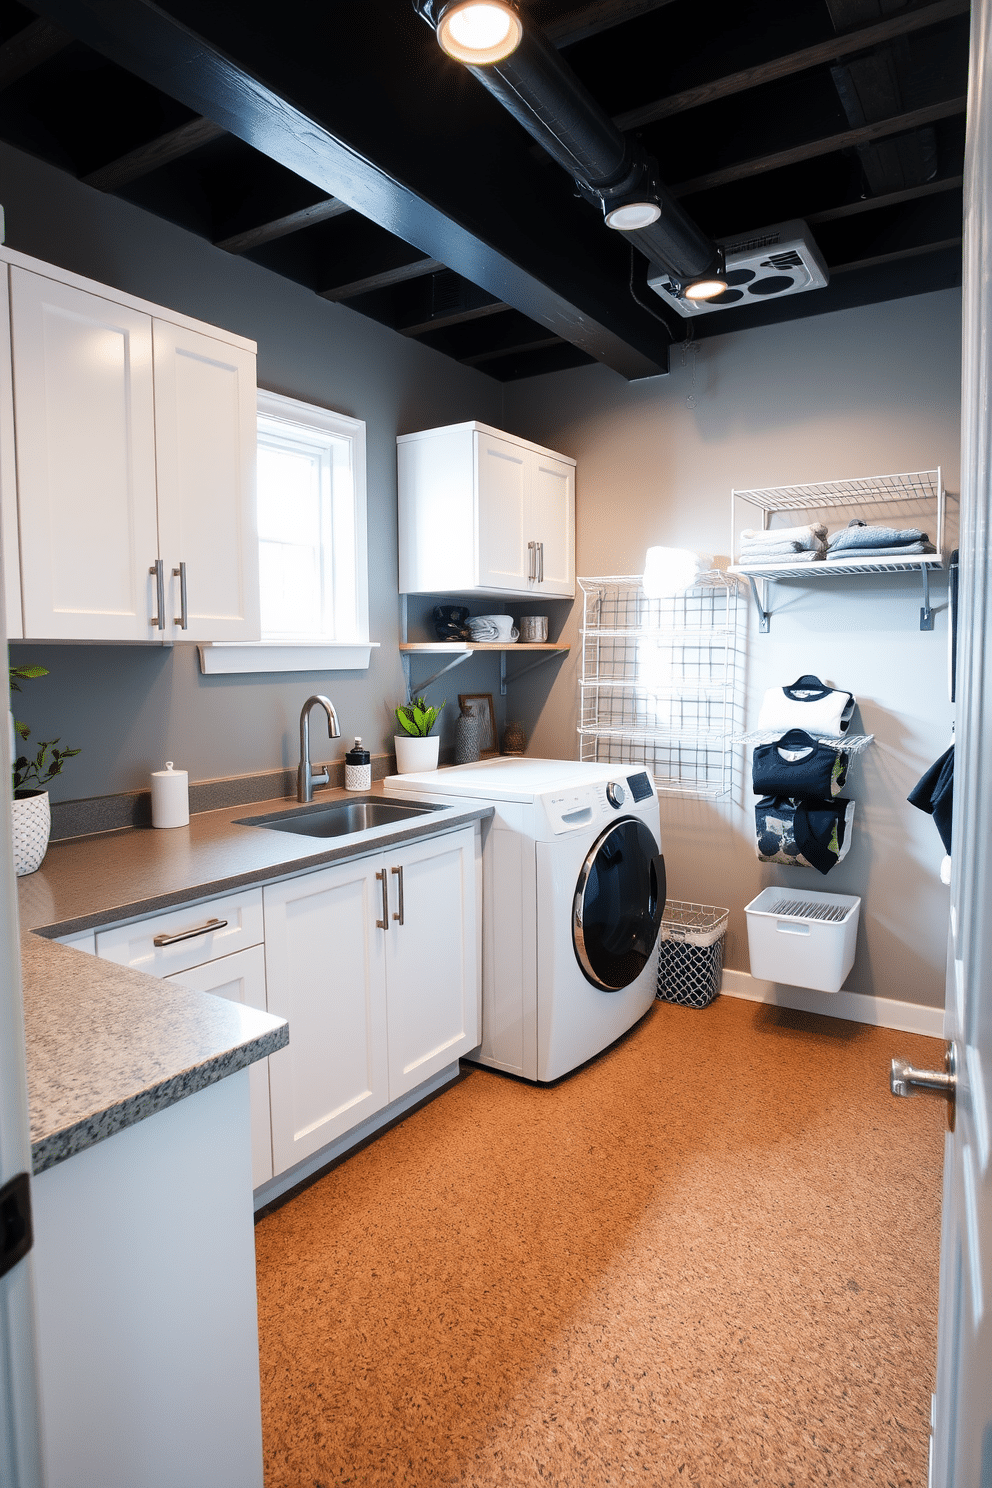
xmin=385 ymin=758 xmax=666 ymax=1082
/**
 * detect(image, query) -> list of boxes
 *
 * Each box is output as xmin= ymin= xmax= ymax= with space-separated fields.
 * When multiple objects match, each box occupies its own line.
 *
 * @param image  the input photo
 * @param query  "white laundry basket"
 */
xmin=744 ymin=888 xmax=861 ymax=994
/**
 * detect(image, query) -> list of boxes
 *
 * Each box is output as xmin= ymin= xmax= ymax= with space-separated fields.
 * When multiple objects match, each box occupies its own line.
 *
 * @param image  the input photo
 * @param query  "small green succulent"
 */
xmin=395 ymin=696 xmax=444 ymax=737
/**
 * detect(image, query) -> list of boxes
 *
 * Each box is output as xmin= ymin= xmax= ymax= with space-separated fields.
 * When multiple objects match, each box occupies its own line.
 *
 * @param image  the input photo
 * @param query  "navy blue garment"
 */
xmin=908 ymin=745 xmax=954 ymax=852
xmin=752 ymin=730 xmax=848 ymax=798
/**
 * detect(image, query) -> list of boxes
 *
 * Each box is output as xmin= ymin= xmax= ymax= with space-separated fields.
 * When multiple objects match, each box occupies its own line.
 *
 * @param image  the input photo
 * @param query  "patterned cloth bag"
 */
xmin=754 ymin=795 xmax=855 ymax=875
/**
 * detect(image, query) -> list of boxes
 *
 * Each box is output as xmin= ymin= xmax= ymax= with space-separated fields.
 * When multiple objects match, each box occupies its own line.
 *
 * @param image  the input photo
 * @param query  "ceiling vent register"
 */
xmin=648 ymin=220 xmax=829 ymax=318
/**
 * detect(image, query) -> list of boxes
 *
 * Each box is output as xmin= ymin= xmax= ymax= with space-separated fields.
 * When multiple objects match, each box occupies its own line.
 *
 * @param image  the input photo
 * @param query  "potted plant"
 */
xmin=10 ymin=664 xmax=80 ymax=877
xmin=394 ymin=696 xmax=444 ymax=774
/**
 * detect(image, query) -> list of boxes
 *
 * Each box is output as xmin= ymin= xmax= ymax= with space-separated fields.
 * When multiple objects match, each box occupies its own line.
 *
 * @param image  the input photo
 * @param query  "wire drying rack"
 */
xmin=766 ymin=897 xmax=851 ymax=922
xmin=577 ymin=572 xmax=746 ymax=799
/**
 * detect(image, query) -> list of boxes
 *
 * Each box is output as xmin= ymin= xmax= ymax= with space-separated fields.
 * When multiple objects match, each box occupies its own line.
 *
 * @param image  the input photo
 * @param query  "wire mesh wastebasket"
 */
xmin=657 ymin=901 xmax=729 ymax=1009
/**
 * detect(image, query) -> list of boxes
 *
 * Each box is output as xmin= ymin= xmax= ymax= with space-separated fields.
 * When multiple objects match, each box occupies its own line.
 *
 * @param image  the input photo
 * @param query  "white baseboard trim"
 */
xmin=720 ymin=969 xmax=945 ymax=1038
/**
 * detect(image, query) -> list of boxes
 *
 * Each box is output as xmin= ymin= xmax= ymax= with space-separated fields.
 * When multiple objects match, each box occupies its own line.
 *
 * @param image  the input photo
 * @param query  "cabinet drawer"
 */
xmin=95 ymin=888 xmax=263 ymax=976
xmin=54 ymin=929 xmax=97 ymax=954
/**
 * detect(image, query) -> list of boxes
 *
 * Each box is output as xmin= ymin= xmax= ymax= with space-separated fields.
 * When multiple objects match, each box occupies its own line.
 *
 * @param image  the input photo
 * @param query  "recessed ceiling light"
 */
xmin=437 ymin=1 xmax=523 ymax=64
xmin=604 ymin=201 xmax=662 ymax=231
xmin=684 ymin=276 xmax=728 ymax=301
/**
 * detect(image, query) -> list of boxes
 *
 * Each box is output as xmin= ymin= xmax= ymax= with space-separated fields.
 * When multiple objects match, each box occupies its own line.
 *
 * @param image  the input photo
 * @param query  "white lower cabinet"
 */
xmin=263 ymin=825 xmax=479 ymax=1177
xmin=164 ymin=946 xmax=273 ymax=1189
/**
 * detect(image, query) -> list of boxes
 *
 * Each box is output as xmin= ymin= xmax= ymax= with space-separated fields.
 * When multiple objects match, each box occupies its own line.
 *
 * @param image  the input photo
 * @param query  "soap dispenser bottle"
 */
xmin=345 ymin=737 xmax=371 ymax=792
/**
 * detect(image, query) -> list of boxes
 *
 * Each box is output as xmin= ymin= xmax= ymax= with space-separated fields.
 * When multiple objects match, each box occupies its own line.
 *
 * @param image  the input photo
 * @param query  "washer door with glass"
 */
xmin=572 ymin=817 xmax=666 ymax=991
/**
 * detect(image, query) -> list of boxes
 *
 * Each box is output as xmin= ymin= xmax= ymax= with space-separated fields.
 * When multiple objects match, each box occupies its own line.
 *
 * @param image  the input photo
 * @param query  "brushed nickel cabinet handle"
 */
xmin=528 ymin=540 xmax=537 ymax=581
xmin=538 ymin=541 xmax=544 ymax=583
xmin=173 ymin=561 xmax=188 ymax=629
xmin=153 ymin=916 xmax=227 ymax=947
xmin=149 ymin=558 xmax=165 ymax=630
xmin=391 ymin=865 xmax=405 ymax=925
xmin=376 ymin=869 xmax=389 ymax=929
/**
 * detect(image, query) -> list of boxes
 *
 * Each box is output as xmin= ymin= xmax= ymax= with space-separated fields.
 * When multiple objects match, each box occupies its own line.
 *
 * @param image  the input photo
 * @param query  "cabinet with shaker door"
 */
xmin=397 ymin=420 xmax=575 ymax=598
xmin=0 ymin=247 xmax=259 ymax=643
xmin=262 ymin=824 xmax=480 ymax=1175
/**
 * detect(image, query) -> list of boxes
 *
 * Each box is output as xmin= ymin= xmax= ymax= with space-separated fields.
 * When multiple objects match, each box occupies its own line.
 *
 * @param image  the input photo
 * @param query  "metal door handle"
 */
xmin=528 ymin=540 xmax=537 ymax=580
xmin=891 ymin=1044 xmax=956 ymax=1130
xmin=376 ymin=869 xmax=389 ymax=929
xmin=538 ymin=541 xmax=544 ymax=583
xmin=149 ymin=558 xmax=165 ymax=630
xmin=153 ymin=916 xmax=227 ymax=947
xmin=391 ymin=865 xmax=405 ymax=925
xmin=173 ymin=561 xmax=188 ymax=629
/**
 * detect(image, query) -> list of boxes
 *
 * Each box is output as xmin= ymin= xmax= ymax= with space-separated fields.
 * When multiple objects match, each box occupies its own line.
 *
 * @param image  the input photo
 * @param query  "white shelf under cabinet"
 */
xmin=728 ymin=468 xmax=946 ymax=630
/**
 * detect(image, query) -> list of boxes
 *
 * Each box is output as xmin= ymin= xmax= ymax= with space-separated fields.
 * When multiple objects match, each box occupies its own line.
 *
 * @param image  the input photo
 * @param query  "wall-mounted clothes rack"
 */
xmin=728 ymin=468 xmax=947 ymax=632
xmin=732 ymin=729 xmax=875 ymax=754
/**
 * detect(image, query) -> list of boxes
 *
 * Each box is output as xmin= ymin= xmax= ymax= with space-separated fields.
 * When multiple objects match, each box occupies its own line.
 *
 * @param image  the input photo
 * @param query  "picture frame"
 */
xmin=458 ymin=693 xmax=498 ymax=757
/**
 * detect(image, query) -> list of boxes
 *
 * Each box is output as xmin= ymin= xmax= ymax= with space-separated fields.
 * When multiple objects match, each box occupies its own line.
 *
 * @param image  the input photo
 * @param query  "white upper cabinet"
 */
xmin=398 ymin=420 xmax=575 ymax=597
xmin=153 ymin=320 xmax=259 ymax=642
xmin=11 ymin=268 xmax=160 ymax=642
xmin=1 ymin=251 xmax=259 ymax=643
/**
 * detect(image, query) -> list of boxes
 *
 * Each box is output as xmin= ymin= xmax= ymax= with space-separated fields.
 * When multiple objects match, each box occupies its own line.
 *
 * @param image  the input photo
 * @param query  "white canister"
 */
xmin=151 ymin=761 xmax=190 ymax=829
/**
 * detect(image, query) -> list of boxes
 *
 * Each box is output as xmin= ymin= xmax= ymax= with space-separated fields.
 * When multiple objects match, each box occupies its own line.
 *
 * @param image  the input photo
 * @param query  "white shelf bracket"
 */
xmin=920 ymin=565 xmax=934 ymax=631
xmin=746 ymin=574 xmax=771 ymax=633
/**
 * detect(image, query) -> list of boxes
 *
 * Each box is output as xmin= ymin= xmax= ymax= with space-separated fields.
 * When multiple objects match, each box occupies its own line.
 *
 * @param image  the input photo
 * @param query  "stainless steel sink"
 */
xmin=235 ymin=797 xmax=442 ymax=839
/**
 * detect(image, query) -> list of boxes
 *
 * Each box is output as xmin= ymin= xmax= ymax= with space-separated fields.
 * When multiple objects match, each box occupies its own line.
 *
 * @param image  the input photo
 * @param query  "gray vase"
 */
xmin=454 ymin=707 xmax=480 ymax=764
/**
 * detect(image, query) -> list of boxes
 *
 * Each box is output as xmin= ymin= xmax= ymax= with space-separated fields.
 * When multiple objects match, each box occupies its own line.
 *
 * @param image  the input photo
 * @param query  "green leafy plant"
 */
xmin=395 ymin=696 xmax=444 ymax=738
xmin=9 ymin=664 xmax=80 ymax=797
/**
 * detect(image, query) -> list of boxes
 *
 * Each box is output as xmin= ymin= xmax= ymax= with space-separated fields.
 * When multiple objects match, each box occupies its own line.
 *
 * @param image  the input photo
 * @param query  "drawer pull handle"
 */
xmin=153 ymin=916 xmax=228 ymax=948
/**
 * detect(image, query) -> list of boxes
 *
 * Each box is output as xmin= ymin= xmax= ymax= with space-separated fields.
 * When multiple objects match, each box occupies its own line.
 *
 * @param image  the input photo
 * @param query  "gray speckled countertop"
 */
xmin=19 ymin=782 xmax=492 ymax=1174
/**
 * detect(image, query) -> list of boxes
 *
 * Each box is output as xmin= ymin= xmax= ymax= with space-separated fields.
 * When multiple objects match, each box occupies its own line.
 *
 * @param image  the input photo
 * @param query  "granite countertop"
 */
xmin=19 ymin=781 xmax=492 ymax=1174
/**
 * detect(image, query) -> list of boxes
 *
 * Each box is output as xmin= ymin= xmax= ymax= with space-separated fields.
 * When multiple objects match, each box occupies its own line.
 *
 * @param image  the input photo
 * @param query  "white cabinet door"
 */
xmin=530 ymin=452 xmax=575 ymax=596
xmin=384 ymin=827 xmax=480 ymax=1100
xmin=165 ymin=946 xmax=272 ymax=1190
xmin=153 ymin=320 xmax=259 ymax=642
xmin=10 ymin=268 xmax=159 ymax=641
xmin=263 ymin=859 xmax=389 ymax=1174
xmin=0 ymin=268 xmax=21 ymax=638
xmin=476 ymin=429 xmax=530 ymax=592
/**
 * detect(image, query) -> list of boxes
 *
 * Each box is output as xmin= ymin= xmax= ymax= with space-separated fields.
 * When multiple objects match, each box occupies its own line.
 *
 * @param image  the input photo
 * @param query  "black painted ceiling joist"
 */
xmin=0 ymin=15 xmax=71 ymax=88
xmin=82 ymin=114 xmax=224 ymax=190
xmin=22 ymin=0 xmax=671 ymax=380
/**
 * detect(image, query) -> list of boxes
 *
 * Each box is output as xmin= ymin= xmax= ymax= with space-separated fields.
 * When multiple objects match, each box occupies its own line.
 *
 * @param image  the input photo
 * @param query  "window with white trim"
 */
xmin=198 ymin=389 xmax=374 ymax=674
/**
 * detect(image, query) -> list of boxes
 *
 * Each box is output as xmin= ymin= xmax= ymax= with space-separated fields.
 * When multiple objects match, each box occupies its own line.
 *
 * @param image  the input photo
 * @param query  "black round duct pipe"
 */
xmin=413 ymin=0 xmax=720 ymax=283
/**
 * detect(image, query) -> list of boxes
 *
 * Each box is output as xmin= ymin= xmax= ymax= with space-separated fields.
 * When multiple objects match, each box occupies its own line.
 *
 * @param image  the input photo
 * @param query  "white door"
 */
xmin=925 ymin=4 xmax=992 ymax=1478
xmin=0 ymin=268 xmax=22 ymax=639
xmin=263 ymin=859 xmax=389 ymax=1175
xmin=476 ymin=430 xmax=529 ymax=591
xmin=165 ymin=947 xmax=272 ymax=1190
xmin=10 ymin=267 xmax=159 ymax=642
xmin=152 ymin=320 xmax=259 ymax=642
xmin=384 ymin=827 xmax=479 ymax=1100
xmin=529 ymin=453 xmax=575 ymax=597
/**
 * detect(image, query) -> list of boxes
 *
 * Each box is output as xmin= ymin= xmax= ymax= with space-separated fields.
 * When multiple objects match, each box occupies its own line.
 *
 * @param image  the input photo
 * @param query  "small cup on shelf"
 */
xmin=519 ymin=615 xmax=549 ymax=643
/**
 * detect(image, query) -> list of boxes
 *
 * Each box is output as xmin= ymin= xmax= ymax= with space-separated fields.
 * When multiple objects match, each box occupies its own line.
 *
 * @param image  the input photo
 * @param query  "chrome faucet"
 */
xmin=298 ymin=695 xmax=341 ymax=803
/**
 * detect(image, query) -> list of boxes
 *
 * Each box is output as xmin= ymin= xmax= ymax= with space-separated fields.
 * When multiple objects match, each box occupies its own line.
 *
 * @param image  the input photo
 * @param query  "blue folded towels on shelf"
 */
xmin=825 ymin=520 xmax=934 ymax=559
xmin=737 ymin=518 xmax=936 ymax=565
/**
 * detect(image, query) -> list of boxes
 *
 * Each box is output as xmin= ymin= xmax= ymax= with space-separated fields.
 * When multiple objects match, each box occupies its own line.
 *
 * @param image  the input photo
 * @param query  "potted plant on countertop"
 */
xmin=10 ymin=663 xmax=80 ymax=877
xmin=393 ymin=696 xmax=444 ymax=774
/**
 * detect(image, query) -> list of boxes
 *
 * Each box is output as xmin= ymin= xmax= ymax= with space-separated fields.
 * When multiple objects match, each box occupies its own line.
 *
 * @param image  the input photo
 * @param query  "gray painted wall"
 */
xmin=502 ymin=291 xmax=962 ymax=1007
xmin=1 ymin=140 xmax=512 ymax=794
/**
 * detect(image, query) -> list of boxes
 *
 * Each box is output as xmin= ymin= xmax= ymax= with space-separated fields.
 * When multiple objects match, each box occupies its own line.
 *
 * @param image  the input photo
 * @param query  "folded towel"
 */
xmin=642 ymin=546 xmax=714 ymax=596
xmin=738 ymin=548 xmax=826 ymax=566
xmin=826 ymin=524 xmax=927 ymax=551
xmin=739 ymin=538 xmax=802 ymax=556
xmin=826 ymin=540 xmax=932 ymax=559
xmin=741 ymin=522 xmax=827 ymax=546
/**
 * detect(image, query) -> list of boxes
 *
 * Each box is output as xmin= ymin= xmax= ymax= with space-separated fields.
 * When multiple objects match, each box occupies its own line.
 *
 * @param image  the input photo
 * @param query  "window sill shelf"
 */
xmin=197 ymin=641 xmax=379 ymax=675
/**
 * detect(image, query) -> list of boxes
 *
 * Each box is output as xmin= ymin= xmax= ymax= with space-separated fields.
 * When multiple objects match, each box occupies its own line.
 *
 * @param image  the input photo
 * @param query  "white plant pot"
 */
xmin=12 ymin=789 xmax=51 ymax=877
xmin=393 ymin=734 xmax=440 ymax=774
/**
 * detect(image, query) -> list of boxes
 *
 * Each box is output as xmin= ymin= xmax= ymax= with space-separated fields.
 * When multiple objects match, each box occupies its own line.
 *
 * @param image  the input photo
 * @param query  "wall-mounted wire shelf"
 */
xmin=732 ymin=728 xmax=875 ymax=754
xmin=578 ymin=573 xmax=746 ymax=799
xmin=728 ymin=468 xmax=946 ymax=631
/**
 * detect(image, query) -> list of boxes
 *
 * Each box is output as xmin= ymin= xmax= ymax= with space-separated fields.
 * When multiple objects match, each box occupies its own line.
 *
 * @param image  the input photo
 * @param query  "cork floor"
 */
xmin=254 ymin=995 xmax=946 ymax=1487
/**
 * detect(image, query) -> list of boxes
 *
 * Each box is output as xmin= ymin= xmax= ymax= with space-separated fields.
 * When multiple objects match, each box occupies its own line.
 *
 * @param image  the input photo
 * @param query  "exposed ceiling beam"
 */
xmin=82 ymin=115 xmax=227 ymax=191
xmin=806 ymin=174 xmax=963 ymax=224
xmin=543 ymin=0 xmax=677 ymax=47
xmin=461 ymin=335 xmax=564 ymax=365
xmin=215 ymin=197 xmax=351 ymax=254
xmin=0 ymin=16 xmax=72 ymax=89
xmin=319 ymin=257 xmax=445 ymax=301
xmin=830 ymin=235 xmax=961 ymax=274
xmin=24 ymin=0 xmax=668 ymax=379
xmin=614 ymin=0 xmax=969 ymax=130
xmin=672 ymin=96 xmax=967 ymax=198
xmin=401 ymin=300 xmax=511 ymax=337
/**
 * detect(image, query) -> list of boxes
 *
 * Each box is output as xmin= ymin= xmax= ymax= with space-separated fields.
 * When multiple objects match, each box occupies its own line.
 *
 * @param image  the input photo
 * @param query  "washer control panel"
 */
xmin=606 ymin=781 xmax=626 ymax=809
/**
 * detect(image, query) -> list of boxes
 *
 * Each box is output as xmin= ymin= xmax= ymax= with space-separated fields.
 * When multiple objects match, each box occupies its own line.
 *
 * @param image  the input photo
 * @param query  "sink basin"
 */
xmin=235 ymin=797 xmax=443 ymax=840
